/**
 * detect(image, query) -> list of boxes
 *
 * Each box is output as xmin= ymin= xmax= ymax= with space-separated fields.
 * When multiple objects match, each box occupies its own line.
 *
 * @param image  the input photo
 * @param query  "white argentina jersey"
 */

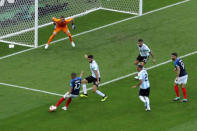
xmin=138 ymin=43 xmax=151 ymax=57
xmin=138 ymin=69 xmax=150 ymax=89
xmin=90 ymin=60 xmax=101 ymax=78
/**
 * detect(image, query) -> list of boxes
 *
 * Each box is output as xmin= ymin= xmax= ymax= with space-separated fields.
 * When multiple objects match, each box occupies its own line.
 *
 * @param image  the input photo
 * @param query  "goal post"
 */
xmin=0 ymin=0 xmax=143 ymax=48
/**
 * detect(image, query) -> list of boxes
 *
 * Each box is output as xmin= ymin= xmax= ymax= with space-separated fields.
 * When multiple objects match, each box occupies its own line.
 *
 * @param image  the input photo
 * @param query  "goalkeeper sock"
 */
xmin=56 ymin=97 xmax=65 ymax=107
xmin=65 ymin=98 xmax=72 ymax=108
xmin=67 ymin=33 xmax=73 ymax=43
xmin=47 ymin=34 xmax=55 ymax=45
xmin=82 ymin=84 xmax=87 ymax=95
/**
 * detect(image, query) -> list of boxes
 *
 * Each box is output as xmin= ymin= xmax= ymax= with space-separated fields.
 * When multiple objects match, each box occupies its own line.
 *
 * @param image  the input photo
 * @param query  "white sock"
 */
xmin=139 ymin=96 xmax=146 ymax=103
xmin=96 ymin=90 xmax=105 ymax=97
xmin=82 ymin=84 xmax=87 ymax=94
xmin=144 ymin=97 xmax=150 ymax=110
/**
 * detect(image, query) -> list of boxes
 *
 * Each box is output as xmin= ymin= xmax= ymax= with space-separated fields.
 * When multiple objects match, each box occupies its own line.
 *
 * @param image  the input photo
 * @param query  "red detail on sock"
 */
xmin=181 ymin=88 xmax=187 ymax=99
xmin=56 ymin=97 xmax=65 ymax=107
xmin=174 ymin=84 xmax=180 ymax=97
xmin=66 ymin=98 xmax=72 ymax=108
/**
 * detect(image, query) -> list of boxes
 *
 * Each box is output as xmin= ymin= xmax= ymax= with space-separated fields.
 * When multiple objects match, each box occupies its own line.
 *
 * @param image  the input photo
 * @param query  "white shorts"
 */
xmin=63 ymin=92 xmax=78 ymax=99
xmin=175 ymin=75 xmax=188 ymax=85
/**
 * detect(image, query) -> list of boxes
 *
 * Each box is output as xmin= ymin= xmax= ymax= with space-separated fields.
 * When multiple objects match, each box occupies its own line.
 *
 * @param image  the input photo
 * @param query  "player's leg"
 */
xmin=180 ymin=84 xmax=187 ymax=102
xmin=144 ymin=88 xmax=151 ymax=111
xmin=173 ymin=83 xmax=180 ymax=101
xmin=180 ymin=75 xmax=188 ymax=102
xmin=92 ymin=80 xmax=108 ymax=101
xmin=61 ymin=94 xmax=78 ymax=110
xmin=80 ymin=78 xmax=89 ymax=97
xmin=45 ymin=28 xmax=60 ymax=49
xmin=64 ymin=28 xmax=75 ymax=47
xmin=56 ymin=92 xmax=68 ymax=108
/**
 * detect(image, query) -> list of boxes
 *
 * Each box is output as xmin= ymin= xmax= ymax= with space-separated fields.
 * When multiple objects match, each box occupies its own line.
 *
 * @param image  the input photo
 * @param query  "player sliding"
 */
xmin=132 ymin=64 xmax=151 ymax=111
xmin=134 ymin=39 xmax=156 ymax=79
xmin=171 ymin=53 xmax=188 ymax=102
xmin=49 ymin=72 xmax=84 ymax=112
xmin=45 ymin=16 xmax=75 ymax=49
xmin=80 ymin=54 xmax=108 ymax=102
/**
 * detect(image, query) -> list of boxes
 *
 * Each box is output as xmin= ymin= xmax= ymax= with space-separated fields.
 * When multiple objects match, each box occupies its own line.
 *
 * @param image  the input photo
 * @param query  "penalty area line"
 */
xmin=0 ymin=0 xmax=190 ymax=61
xmin=0 ymin=50 xmax=196 ymax=96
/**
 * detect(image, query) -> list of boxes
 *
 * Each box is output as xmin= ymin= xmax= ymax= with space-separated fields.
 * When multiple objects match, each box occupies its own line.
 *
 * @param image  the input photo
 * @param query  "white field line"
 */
xmin=0 ymin=82 xmax=63 ymax=96
xmin=0 ymin=50 xmax=196 ymax=96
xmin=0 ymin=0 xmax=190 ymax=61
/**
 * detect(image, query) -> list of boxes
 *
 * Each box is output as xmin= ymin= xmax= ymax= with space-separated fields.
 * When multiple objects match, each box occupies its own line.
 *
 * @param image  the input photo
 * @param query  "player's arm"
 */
xmin=68 ymin=87 xmax=72 ymax=95
xmin=132 ymin=79 xmax=143 ymax=88
xmin=149 ymin=51 xmax=156 ymax=64
xmin=175 ymin=66 xmax=180 ymax=81
xmin=80 ymin=71 xmax=84 ymax=78
xmin=94 ymin=70 xmax=100 ymax=84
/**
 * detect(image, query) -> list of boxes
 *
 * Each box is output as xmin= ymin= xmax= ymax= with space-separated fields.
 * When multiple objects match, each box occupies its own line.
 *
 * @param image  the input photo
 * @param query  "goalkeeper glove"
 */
xmin=72 ymin=23 xmax=75 ymax=30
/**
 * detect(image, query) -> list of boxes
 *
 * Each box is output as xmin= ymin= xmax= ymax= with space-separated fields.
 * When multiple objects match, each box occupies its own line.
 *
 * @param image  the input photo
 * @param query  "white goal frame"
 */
xmin=0 ymin=0 xmax=143 ymax=48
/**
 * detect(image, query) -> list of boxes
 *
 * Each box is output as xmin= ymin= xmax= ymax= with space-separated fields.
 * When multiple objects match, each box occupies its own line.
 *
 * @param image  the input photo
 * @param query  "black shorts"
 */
xmin=136 ymin=55 xmax=149 ymax=63
xmin=85 ymin=76 xmax=101 ymax=87
xmin=139 ymin=88 xmax=150 ymax=97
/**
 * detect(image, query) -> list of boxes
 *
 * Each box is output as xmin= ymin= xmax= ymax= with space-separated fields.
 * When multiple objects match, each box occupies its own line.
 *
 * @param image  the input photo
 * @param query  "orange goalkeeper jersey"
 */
xmin=53 ymin=17 xmax=73 ymax=28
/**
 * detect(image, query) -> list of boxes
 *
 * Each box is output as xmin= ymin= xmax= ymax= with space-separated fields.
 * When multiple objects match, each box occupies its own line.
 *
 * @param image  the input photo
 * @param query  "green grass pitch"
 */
xmin=0 ymin=0 xmax=197 ymax=130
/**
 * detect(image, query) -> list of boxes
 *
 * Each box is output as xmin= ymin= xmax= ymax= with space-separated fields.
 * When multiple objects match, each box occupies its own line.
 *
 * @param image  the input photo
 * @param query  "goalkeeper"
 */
xmin=45 ymin=16 xmax=76 ymax=49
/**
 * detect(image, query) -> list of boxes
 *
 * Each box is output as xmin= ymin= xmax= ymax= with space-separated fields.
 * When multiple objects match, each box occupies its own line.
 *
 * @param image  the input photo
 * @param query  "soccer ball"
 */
xmin=49 ymin=105 xmax=56 ymax=112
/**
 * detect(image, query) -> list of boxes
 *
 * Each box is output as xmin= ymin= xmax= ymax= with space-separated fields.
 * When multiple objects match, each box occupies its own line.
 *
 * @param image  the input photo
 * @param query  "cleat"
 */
xmin=45 ymin=44 xmax=49 ymax=49
xmin=145 ymin=108 xmax=151 ymax=112
xmin=173 ymin=97 xmax=180 ymax=101
xmin=180 ymin=99 xmax=188 ymax=103
xmin=101 ymin=96 xmax=108 ymax=102
xmin=80 ymin=94 xmax=88 ymax=98
xmin=71 ymin=42 xmax=75 ymax=47
xmin=62 ymin=106 xmax=67 ymax=111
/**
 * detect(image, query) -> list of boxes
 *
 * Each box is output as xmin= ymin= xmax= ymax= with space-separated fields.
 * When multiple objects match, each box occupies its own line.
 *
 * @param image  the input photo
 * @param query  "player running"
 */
xmin=171 ymin=53 xmax=188 ymax=102
xmin=49 ymin=72 xmax=84 ymax=112
xmin=134 ymin=39 xmax=156 ymax=79
xmin=45 ymin=16 xmax=75 ymax=49
xmin=132 ymin=64 xmax=151 ymax=111
xmin=80 ymin=54 xmax=108 ymax=102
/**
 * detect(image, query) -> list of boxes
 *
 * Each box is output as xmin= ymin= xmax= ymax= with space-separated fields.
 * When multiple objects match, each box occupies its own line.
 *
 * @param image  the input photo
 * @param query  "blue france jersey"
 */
xmin=174 ymin=58 xmax=187 ymax=77
xmin=70 ymin=77 xmax=82 ymax=95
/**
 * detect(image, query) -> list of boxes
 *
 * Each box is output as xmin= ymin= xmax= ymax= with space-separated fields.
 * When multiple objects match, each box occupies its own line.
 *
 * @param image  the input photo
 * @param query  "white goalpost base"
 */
xmin=0 ymin=0 xmax=143 ymax=48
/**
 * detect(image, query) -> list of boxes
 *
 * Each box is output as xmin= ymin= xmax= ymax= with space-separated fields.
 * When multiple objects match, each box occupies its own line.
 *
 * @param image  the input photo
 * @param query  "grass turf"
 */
xmin=0 ymin=0 xmax=197 ymax=130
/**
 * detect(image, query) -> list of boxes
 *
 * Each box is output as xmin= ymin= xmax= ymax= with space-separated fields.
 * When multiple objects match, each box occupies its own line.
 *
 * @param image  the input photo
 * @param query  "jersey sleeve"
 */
xmin=145 ymin=45 xmax=151 ymax=52
xmin=52 ymin=17 xmax=59 ymax=22
xmin=65 ymin=18 xmax=73 ymax=23
xmin=138 ymin=72 xmax=143 ymax=80
xmin=70 ymin=80 xmax=74 ymax=88
xmin=92 ymin=63 xmax=98 ymax=71
xmin=174 ymin=60 xmax=179 ymax=67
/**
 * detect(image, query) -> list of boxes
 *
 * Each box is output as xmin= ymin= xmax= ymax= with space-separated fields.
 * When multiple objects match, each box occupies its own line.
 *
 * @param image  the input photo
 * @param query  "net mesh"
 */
xmin=0 ymin=0 xmax=140 ymax=47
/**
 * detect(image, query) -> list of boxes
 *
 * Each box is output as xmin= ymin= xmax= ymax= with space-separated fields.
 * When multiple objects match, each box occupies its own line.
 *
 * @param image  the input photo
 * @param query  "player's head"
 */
xmin=71 ymin=72 xmax=77 ymax=79
xmin=138 ymin=39 xmax=143 ymax=47
xmin=60 ymin=16 xmax=65 ymax=22
xmin=87 ymin=55 xmax=94 ymax=63
xmin=171 ymin=52 xmax=178 ymax=61
xmin=137 ymin=64 xmax=143 ymax=72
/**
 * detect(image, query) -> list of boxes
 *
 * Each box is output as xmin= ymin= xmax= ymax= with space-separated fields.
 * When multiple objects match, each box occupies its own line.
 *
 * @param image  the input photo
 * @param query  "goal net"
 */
xmin=0 ymin=0 xmax=142 ymax=48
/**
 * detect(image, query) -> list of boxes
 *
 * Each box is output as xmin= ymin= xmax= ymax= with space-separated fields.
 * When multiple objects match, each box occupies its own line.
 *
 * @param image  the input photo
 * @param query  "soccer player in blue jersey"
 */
xmin=49 ymin=72 xmax=84 ymax=112
xmin=171 ymin=53 xmax=188 ymax=102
